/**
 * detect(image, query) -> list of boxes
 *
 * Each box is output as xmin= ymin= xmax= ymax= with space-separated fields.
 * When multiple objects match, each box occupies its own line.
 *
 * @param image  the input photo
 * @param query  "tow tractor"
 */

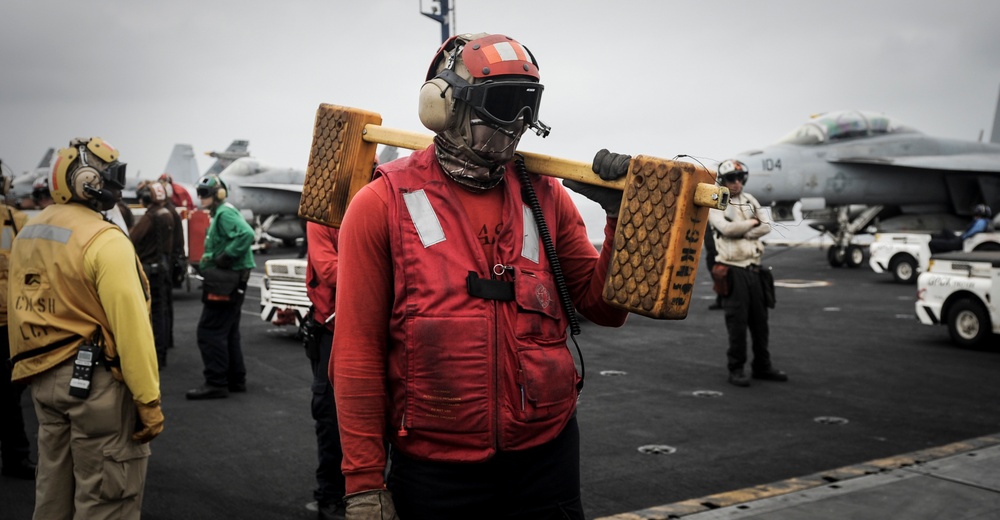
xmin=259 ymin=258 xmax=311 ymax=327
xmin=869 ymin=231 xmax=1000 ymax=283
xmin=915 ymin=251 xmax=1000 ymax=348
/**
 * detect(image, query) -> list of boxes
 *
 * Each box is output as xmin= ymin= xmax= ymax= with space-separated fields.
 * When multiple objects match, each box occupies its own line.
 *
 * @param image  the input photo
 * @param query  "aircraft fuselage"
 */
xmin=735 ymin=134 xmax=1000 ymax=211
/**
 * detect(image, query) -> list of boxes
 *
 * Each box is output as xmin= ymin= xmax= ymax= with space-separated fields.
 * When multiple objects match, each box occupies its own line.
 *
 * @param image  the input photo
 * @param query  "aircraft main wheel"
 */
xmin=826 ymin=246 xmax=846 ymax=268
xmin=846 ymin=245 xmax=865 ymax=268
xmin=889 ymin=255 xmax=917 ymax=284
xmin=946 ymin=298 xmax=992 ymax=348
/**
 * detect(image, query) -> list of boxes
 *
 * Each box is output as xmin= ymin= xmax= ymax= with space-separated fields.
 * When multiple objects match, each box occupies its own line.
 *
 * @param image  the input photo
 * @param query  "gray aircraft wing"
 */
xmin=828 ymin=153 xmax=1000 ymax=174
xmin=238 ymin=183 xmax=303 ymax=193
xmin=829 ymin=154 xmax=1000 ymax=173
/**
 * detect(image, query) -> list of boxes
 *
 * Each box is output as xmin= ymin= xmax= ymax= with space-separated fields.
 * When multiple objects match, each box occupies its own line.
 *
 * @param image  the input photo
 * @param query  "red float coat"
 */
xmin=170 ymin=183 xmax=195 ymax=212
xmin=305 ymin=222 xmax=338 ymax=332
xmin=332 ymin=145 xmax=628 ymax=494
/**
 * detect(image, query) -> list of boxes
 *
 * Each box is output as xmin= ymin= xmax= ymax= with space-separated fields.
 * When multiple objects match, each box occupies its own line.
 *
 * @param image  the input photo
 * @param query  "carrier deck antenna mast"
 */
xmin=420 ymin=0 xmax=453 ymax=43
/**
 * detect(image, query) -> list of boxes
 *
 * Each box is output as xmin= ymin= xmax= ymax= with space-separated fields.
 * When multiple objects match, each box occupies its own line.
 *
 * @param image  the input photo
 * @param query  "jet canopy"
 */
xmin=777 ymin=110 xmax=919 ymax=145
xmin=219 ymin=157 xmax=264 ymax=176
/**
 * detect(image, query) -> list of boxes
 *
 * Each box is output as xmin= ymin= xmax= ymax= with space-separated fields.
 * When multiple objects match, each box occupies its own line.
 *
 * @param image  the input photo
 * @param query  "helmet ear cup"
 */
xmin=71 ymin=166 xmax=117 ymax=210
xmin=418 ymin=77 xmax=454 ymax=133
xmin=216 ymin=187 xmax=227 ymax=201
xmin=71 ymin=166 xmax=101 ymax=201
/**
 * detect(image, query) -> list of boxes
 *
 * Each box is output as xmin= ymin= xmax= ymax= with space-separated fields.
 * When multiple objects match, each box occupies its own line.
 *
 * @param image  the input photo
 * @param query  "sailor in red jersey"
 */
xmin=333 ymin=33 xmax=630 ymax=520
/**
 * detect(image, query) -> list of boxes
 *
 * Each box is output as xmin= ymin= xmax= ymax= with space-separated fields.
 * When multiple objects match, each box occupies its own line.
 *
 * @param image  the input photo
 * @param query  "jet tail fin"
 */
xmin=36 ymin=148 xmax=55 ymax=169
xmin=205 ymin=139 xmax=250 ymax=176
xmin=163 ymin=144 xmax=200 ymax=185
xmin=991 ymin=83 xmax=1000 ymax=144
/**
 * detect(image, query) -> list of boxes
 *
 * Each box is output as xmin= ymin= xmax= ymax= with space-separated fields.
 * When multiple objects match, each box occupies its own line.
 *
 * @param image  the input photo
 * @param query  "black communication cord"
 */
xmin=513 ymin=155 xmax=586 ymax=390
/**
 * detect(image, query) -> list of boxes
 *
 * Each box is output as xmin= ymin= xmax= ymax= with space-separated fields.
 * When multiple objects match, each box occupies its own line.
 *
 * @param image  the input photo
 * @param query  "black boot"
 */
xmin=186 ymin=384 xmax=229 ymax=400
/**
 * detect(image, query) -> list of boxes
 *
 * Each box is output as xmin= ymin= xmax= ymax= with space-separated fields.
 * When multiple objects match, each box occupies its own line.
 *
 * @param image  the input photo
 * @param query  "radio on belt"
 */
xmin=69 ymin=343 xmax=102 ymax=399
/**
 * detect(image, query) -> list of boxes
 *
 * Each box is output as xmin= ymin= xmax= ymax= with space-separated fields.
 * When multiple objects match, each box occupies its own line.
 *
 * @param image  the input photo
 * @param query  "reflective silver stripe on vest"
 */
xmin=1 ymin=227 xmax=14 ymax=250
xmin=403 ymin=190 xmax=446 ymax=247
xmin=403 ymin=191 xmax=539 ymax=261
xmin=521 ymin=205 xmax=540 ymax=263
xmin=18 ymin=224 xmax=72 ymax=244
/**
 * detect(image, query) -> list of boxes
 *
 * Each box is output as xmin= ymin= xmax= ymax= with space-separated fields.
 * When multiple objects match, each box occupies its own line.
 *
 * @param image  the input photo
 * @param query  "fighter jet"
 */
xmin=4 ymin=148 xmax=54 ymax=208
xmin=730 ymin=97 xmax=1000 ymax=268
xmin=215 ymin=144 xmax=400 ymax=247
xmin=159 ymin=144 xmax=200 ymax=186
xmin=215 ymin=156 xmax=307 ymax=246
xmin=120 ymin=139 xmax=250 ymax=206
xmin=203 ymin=139 xmax=249 ymax=177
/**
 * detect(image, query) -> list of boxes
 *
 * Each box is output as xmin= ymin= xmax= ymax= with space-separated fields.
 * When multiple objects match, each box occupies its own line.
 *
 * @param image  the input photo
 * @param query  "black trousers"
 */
xmin=0 ymin=325 xmax=31 ymax=466
xmin=722 ymin=265 xmax=772 ymax=373
xmin=929 ymin=234 xmax=962 ymax=254
xmin=196 ymin=272 xmax=249 ymax=387
xmin=311 ymin=326 xmax=345 ymax=505
xmin=165 ymin=265 xmax=176 ymax=350
xmin=388 ymin=416 xmax=584 ymax=520
xmin=147 ymin=271 xmax=170 ymax=367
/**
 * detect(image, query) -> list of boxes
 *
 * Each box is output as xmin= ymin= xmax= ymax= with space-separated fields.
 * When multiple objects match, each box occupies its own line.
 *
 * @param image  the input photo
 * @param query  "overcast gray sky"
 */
xmin=2 ymin=0 xmax=999 ymax=236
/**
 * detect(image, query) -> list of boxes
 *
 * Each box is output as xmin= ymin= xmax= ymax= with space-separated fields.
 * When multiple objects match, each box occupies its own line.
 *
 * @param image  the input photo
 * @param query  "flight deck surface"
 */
xmin=4 ymin=243 xmax=999 ymax=519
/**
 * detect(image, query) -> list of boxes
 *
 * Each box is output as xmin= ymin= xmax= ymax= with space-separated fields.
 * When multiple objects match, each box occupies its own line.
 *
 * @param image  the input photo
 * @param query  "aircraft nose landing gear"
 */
xmin=825 ymin=205 xmax=883 ymax=268
xmin=827 ymin=244 xmax=865 ymax=268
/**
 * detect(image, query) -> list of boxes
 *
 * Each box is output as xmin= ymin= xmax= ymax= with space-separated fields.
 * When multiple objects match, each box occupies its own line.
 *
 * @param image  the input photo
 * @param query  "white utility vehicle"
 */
xmin=869 ymin=232 xmax=1000 ymax=283
xmin=259 ymin=258 xmax=311 ymax=327
xmin=915 ymin=251 xmax=1000 ymax=348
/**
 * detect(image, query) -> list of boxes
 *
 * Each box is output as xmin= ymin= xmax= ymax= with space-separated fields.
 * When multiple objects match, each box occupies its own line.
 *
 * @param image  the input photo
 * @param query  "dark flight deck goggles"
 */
xmin=102 ymin=162 xmax=127 ymax=189
xmin=196 ymin=186 xmax=215 ymax=198
xmin=721 ymin=172 xmax=747 ymax=184
xmin=442 ymin=70 xmax=544 ymax=126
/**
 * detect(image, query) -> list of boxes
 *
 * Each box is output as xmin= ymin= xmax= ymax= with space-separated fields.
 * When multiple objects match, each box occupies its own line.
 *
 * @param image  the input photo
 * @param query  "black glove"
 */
xmin=563 ymin=180 xmax=624 ymax=216
xmin=214 ymin=252 xmax=235 ymax=269
xmin=592 ymin=148 xmax=631 ymax=181
xmin=563 ymin=149 xmax=632 ymax=216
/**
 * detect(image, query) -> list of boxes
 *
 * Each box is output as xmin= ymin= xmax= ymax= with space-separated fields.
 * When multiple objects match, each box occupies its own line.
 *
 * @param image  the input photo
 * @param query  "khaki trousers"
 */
xmin=30 ymin=357 xmax=151 ymax=520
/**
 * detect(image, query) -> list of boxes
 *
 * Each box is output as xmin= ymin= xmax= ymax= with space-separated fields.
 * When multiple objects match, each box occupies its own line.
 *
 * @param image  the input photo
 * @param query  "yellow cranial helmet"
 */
xmin=51 ymin=137 xmax=126 ymax=207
